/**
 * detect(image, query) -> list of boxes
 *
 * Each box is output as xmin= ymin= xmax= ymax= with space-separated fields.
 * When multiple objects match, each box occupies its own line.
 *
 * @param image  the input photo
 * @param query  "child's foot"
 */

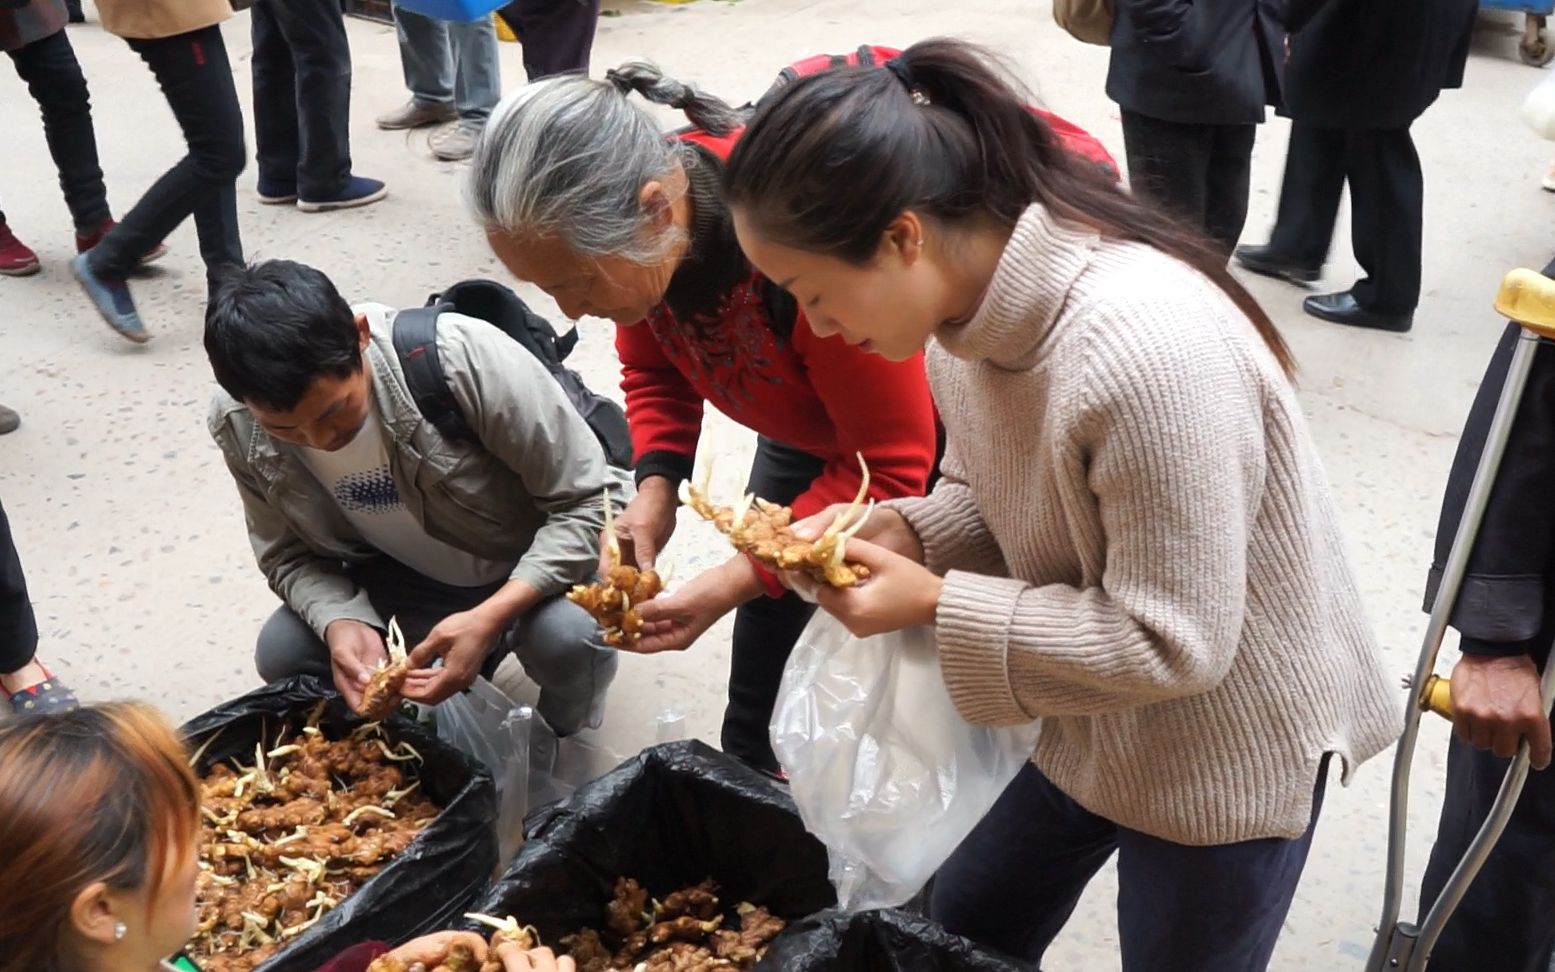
xmin=1 ymin=660 xmax=80 ymax=715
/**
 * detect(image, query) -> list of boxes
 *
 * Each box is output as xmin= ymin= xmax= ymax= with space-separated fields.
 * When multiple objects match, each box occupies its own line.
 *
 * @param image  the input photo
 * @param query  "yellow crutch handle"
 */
xmin=1419 ymin=673 xmax=1454 ymax=720
xmin=1495 ymin=268 xmax=1555 ymax=339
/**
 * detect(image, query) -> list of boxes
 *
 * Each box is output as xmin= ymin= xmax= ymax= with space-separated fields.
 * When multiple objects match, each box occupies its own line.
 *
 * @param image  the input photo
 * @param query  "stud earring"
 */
xmin=114 ymin=923 xmax=127 ymax=942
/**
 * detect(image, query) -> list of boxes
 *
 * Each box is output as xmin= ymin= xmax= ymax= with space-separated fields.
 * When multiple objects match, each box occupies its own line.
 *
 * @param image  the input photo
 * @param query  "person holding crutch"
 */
xmin=1415 ymin=254 xmax=1555 ymax=972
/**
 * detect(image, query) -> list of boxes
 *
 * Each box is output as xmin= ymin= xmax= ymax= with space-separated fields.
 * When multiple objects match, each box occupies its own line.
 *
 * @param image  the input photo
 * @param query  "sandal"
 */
xmin=3 ymin=665 xmax=80 ymax=716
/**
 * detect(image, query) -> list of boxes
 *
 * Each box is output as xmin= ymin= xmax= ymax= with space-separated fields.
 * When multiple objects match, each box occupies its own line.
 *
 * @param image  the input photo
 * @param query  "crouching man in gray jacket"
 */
xmin=205 ymin=259 xmax=621 ymax=734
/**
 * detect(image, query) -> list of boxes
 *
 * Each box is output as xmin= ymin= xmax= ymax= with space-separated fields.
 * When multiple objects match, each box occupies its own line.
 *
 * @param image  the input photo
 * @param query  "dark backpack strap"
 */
xmin=391 ymin=304 xmax=476 ymax=443
xmin=856 ymin=44 xmax=878 ymax=66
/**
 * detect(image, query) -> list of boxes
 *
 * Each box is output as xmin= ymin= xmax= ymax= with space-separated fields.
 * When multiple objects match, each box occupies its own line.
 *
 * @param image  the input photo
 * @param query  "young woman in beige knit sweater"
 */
xmin=696 ymin=37 xmax=1399 ymax=971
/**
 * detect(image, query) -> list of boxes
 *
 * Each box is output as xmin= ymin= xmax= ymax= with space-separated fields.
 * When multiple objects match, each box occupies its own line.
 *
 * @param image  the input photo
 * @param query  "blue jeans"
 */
xmin=254 ymin=556 xmax=617 ymax=735
xmin=391 ymin=0 xmax=500 ymax=124
xmin=930 ymin=759 xmax=1328 ymax=971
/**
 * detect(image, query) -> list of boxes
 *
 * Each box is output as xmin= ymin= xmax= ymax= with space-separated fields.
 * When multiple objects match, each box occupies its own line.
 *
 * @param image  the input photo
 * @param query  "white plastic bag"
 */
xmin=1521 ymin=70 xmax=1555 ymax=141
xmin=770 ymin=614 xmax=1042 ymax=911
xmin=433 ymin=677 xmax=534 ymax=869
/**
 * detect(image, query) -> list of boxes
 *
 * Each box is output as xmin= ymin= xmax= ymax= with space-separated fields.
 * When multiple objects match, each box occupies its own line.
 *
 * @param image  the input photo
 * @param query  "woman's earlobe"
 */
xmin=885 ymin=213 xmax=927 ymax=264
xmin=639 ymin=180 xmax=674 ymax=230
xmin=69 ymin=882 xmax=121 ymax=946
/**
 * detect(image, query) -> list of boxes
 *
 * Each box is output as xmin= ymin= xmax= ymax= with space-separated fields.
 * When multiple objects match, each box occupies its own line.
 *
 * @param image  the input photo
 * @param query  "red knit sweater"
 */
xmin=619 ymin=146 xmax=938 ymax=519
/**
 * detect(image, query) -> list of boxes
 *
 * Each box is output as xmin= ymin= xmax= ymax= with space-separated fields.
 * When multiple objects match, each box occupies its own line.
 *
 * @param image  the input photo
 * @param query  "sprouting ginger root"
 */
xmin=568 ymin=492 xmax=666 ymax=646
xmin=656 ymin=879 xmax=719 ymax=922
xmin=568 ymin=564 xmax=664 ymax=647
xmin=466 ymin=913 xmax=539 ymax=972
xmin=607 ymin=876 xmax=655 ymax=938
xmin=559 ymin=877 xmax=783 ymax=972
xmin=358 ymin=617 xmax=411 ymax=720
xmin=192 ymin=714 xmax=435 ymax=972
xmin=682 ymin=453 xmax=875 ymax=587
xmin=365 ymin=941 xmax=476 ymax=972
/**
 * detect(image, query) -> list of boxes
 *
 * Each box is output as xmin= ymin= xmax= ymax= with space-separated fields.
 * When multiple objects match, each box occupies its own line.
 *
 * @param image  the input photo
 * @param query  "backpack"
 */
xmin=391 ymin=279 xmax=635 ymax=469
xmin=1053 ymin=0 xmax=1115 ymax=46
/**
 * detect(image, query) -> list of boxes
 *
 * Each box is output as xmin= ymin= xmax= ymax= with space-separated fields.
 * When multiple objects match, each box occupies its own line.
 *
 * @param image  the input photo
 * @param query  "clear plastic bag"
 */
xmin=432 ymin=678 xmax=534 ymax=870
xmin=771 ymin=614 xmax=1042 ymax=911
xmin=1521 ymin=69 xmax=1555 ymax=141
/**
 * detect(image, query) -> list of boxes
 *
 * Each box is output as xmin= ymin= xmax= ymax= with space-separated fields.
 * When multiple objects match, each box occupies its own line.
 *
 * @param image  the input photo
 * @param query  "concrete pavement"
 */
xmin=3 ymin=2 xmax=1553 ymax=967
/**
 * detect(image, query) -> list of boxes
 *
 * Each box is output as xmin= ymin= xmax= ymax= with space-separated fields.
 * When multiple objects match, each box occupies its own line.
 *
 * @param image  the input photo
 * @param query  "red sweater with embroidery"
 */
xmin=619 ymin=145 xmax=938 ymax=518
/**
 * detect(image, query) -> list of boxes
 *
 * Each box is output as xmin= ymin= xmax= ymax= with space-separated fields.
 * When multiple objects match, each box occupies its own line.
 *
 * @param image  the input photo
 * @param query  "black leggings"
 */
xmin=89 ymin=24 xmax=245 ymax=282
xmin=719 ymin=438 xmax=826 ymax=772
xmin=4 ymin=27 xmax=110 ymax=232
xmin=0 ymin=496 xmax=39 ymax=676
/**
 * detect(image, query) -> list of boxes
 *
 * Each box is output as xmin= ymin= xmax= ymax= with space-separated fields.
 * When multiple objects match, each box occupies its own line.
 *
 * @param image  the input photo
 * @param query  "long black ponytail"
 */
xmin=723 ymin=38 xmax=1295 ymax=377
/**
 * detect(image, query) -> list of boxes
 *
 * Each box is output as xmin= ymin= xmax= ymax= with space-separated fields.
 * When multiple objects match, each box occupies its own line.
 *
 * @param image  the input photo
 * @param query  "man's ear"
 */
xmin=355 ymin=313 xmax=371 ymax=351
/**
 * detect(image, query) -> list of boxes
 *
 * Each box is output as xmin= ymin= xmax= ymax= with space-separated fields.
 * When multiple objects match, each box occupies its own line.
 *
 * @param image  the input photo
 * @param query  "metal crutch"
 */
xmin=1366 ymin=268 xmax=1555 ymax=972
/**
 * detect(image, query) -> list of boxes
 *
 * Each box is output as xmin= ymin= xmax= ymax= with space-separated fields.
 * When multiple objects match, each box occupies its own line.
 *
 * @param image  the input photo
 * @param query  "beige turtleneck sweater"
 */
xmin=889 ymin=204 xmax=1401 ymax=846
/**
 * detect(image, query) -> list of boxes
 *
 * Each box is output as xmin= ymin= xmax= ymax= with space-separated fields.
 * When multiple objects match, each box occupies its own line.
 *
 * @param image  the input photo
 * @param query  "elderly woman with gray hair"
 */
xmin=466 ymin=66 xmax=940 ymax=774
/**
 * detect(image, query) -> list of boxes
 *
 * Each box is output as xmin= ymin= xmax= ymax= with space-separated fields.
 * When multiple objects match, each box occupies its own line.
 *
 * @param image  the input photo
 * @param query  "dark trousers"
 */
xmin=1418 ymin=733 xmax=1555 ymax=971
xmin=930 ymin=759 xmax=1329 ymax=971
xmin=89 ymin=25 xmax=245 ymax=281
xmin=1268 ymin=122 xmax=1423 ymax=314
xmin=1120 ymin=109 xmax=1256 ymax=256
xmin=720 ymin=437 xmax=827 ymax=773
xmin=4 ymin=28 xmax=110 ymax=232
xmin=497 ymin=0 xmax=600 ymax=79
xmin=251 ymin=0 xmax=353 ymax=198
xmin=0 ymin=497 xmax=38 ymax=676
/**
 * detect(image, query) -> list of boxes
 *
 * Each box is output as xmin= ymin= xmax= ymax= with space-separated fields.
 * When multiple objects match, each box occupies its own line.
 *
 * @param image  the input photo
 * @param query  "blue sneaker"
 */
xmin=256 ymin=176 xmax=298 ymax=205
xmin=297 ymin=175 xmax=388 ymax=213
xmin=71 ymin=253 xmax=148 ymax=344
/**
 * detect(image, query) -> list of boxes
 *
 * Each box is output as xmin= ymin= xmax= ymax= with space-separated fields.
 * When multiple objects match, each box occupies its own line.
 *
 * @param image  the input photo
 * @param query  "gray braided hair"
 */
xmin=468 ymin=62 xmax=742 ymax=264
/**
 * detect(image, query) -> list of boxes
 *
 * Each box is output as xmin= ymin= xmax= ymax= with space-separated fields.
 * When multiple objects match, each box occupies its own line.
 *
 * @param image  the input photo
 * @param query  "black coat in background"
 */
xmin=1424 ymin=257 xmax=1555 ymax=666
xmin=1283 ymin=0 xmax=1477 ymax=129
xmin=0 ymin=496 xmax=39 ymax=675
xmin=1417 ymin=257 xmax=1555 ymax=972
xmin=1106 ymin=0 xmax=1286 ymax=126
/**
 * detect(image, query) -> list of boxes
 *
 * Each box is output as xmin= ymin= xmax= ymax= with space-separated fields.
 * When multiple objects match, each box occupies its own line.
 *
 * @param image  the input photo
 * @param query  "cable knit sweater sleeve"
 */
xmin=936 ymin=297 xmax=1268 ymax=723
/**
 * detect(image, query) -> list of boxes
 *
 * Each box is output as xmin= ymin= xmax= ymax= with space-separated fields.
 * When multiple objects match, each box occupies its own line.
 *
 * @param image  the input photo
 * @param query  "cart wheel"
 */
xmin=1522 ymin=14 xmax=1554 ymax=67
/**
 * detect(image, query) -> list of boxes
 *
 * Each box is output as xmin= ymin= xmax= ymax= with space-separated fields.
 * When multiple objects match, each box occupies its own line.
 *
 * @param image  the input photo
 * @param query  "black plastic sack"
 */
xmin=466 ymin=740 xmax=836 ymax=946
xmin=181 ymin=676 xmax=498 ymax=972
xmin=759 ymin=909 xmax=1030 ymax=972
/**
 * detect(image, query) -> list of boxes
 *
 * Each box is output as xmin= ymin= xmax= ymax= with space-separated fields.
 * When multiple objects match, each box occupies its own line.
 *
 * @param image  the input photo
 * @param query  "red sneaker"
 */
xmin=0 ymin=221 xmax=40 ymax=277
xmin=75 ymin=218 xmax=167 ymax=267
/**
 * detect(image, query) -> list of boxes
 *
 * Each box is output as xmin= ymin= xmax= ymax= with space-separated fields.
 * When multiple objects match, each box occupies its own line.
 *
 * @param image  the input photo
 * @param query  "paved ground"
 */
xmin=3 ymin=1 xmax=1554 ymax=967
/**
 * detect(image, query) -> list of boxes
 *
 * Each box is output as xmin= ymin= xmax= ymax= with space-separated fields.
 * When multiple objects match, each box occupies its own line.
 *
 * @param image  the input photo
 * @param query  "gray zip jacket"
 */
xmin=208 ymin=303 xmax=624 ymax=638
